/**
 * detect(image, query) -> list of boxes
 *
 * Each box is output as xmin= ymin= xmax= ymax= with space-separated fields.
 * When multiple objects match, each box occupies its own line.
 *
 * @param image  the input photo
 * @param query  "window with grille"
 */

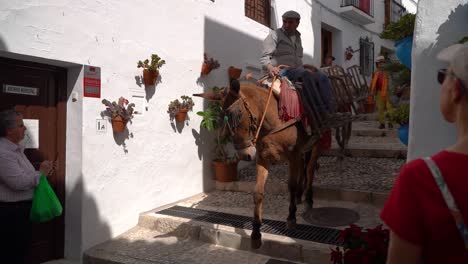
xmin=359 ymin=37 xmax=374 ymax=77
xmin=245 ymin=0 xmax=271 ymax=27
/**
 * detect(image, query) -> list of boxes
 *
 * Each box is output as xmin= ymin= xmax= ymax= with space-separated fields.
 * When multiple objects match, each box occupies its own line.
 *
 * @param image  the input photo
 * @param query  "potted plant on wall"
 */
xmin=345 ymin=46 xmax=354 ymax=61
xmin=102 ymin=97 xmax=135 ymax=133
xmin=167 ymin=95 xmax=195 ymax=122
xmin=137 ymin=54 xmax=166 ymax=86
xmin=228 ymin=66 xmax=243 ymax=80
xmin=388 ymin=103 xmax=410 ymax=145
xmin=197 ymin=95 xmax=238 ymax=182
xmin=201 ymin=53 xmax=220 ymax=76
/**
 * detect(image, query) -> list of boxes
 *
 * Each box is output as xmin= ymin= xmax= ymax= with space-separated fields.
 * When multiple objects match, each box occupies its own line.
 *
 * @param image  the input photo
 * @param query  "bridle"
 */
xmin=224 ymin=95 xmax=258 ymax=150
xmin=223 ymin=75 xmax=301 ymax=151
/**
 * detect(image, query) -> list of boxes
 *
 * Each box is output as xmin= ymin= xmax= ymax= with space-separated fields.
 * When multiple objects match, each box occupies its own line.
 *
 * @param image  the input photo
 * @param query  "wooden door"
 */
xmin=0 ymin=57 xmax=66 ymax=263
xmin=321 ymin=28 xmax=333 ymax=66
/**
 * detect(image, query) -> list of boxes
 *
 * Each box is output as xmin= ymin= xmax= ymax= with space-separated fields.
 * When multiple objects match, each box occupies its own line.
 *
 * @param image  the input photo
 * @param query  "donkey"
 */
xmin=194 ymin=79 xmax=321 ymax=248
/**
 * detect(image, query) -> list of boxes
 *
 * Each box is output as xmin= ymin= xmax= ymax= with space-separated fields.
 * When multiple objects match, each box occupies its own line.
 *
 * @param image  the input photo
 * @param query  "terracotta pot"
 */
xmin=364 ymin=102 xmax=375 ymax=113
xmin=111 ymin=115 xmax=128 ymax=133
xmin=201 ymin=63 xmax=213 ymax=76
xmin=212 ymin=160 xmax=238 ymax=182
xmin=345 ymin=53 xmax=353 ymax=60
xmin=143 ymin=69 xmax=159 ymax=86
xmin=228 ymin=66 xmax=242 ymax=80
xmin=175 ymin=109 xmax=188 ymax=122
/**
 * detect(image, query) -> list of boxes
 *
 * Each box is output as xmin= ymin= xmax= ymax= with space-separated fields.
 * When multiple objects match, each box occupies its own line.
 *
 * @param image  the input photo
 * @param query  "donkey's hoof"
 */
xmin=286 ymin=219 xmax=297 ymax=229
xmin=251 ymin=239 xmax=262 ymax=249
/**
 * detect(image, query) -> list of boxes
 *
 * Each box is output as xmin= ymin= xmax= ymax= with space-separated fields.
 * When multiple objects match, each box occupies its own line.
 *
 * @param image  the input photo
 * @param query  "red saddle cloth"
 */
xmin=278 ymin=79 xmax=331 ymax=151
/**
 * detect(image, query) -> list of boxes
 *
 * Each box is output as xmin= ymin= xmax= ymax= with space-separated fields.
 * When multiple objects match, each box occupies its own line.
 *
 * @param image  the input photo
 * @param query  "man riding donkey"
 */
xmin=194 ymin=10 xmax=344 ymax=249
xmin=260 ymin=10 xmax=335 ymax=181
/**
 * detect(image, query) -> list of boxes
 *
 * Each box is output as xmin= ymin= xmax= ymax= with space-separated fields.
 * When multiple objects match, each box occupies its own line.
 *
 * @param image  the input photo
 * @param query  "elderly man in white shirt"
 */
xmin=0 ymin=109 xmax=55 ymax=264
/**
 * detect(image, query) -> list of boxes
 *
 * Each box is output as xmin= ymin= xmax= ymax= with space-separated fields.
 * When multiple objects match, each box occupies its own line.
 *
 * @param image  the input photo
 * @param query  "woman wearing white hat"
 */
xmin=381 ymin=43 xmax=468 ymax=263
xmin=370 ymin=55 xmax=394 ymax=129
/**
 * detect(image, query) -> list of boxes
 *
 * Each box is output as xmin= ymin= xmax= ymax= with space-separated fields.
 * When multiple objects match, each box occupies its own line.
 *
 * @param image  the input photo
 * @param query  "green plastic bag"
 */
xmin=30 ymin=174 xmax=63 ymax=223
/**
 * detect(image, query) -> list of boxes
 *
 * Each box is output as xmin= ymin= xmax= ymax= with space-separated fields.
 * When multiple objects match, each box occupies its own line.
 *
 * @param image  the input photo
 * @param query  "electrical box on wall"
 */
xmin=132 ymin=95 xmax=145 ymax=115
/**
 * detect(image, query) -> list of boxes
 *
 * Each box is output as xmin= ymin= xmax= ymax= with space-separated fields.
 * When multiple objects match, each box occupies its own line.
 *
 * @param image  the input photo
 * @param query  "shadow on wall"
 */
xmin=67 ymin=176 xmax=112 ymax=261
xmin=196 ymin=17 xmax=315 ymax=191
xmin=409 ymin=3 xmax=468 ymax=158
xmin=0 ymin=35 xmax=7 ymax=52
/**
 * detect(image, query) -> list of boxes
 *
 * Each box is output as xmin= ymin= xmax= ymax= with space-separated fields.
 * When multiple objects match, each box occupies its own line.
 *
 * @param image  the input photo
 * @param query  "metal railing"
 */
xmin=341 ymin=0 xmax=374 ymax=17
xmin=390 ymin=0 xmax=407 ymax=23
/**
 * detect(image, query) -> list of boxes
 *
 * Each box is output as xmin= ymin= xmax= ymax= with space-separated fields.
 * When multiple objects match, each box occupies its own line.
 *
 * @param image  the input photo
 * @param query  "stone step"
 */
xmin=216 ymin=181 xmax=389 ymax=207
xmin=326 ymin=134 xmax=407 ymax=158
xmin=83 ymin=226 xmax=306 ymax=264
xmin=234 ymin=157 xmax=403 ymax=199
xmin=85 ymin=191 xmax=383 ymax=264
xmin=351 ymin=121 xmax=399 ymax=138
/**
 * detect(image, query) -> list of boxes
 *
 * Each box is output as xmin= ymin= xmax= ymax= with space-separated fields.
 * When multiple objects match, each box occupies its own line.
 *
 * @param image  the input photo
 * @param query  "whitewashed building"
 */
xmin=0 ymin=0 xmax=415 ymax=262
xmin=409 ymin=0 xmax=467 ymax=160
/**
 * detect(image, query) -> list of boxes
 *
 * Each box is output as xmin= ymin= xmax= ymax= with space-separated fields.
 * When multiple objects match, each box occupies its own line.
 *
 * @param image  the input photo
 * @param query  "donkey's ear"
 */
xmin=193 ymin=89 xmax=225 ymax=101
xmin=229 ymin=79 xmax=240 ymax=95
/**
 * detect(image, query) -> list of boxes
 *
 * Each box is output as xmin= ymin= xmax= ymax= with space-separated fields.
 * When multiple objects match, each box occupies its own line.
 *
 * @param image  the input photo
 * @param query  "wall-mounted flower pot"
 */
xmin=212 ymin=160 xmax=238 ymax=182
xmin=143 ymin=69 xmax=159 ymax=86
xmin=345 ymin=53 xmax=353 ymax=60
xmin=201 ymin=63 xmax=213 ymax=76
xmin=228 ymin=66 xmax=242 ymax=80
xmin=175 ymin=109 xmax=188 ymax=122
xmin=398 ymin=124 xmax=409 ymax=146
xmin=111 ymin=115 xmax=128 ymax=133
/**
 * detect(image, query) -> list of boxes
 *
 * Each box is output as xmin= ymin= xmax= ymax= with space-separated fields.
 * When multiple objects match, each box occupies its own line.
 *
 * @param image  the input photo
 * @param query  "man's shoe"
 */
xmin=379 ymin=123 xmax=385 ymax=129
xmin=388 ymin=123 xmax=394 ymax=129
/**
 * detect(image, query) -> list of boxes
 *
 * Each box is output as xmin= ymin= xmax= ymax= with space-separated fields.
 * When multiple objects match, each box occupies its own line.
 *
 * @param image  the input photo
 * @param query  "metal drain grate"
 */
xmin=157 ymin=206 xmax=343 ymax=246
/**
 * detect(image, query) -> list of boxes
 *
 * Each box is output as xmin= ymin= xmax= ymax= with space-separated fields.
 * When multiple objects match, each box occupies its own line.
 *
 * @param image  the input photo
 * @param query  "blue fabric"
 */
xmin=398 ymin=124 xmax=409 ymax=146
xmin=280 ymin=68 xmax=332 ymax=113
xmin=395 ymin=36 xmax=413 ymax=70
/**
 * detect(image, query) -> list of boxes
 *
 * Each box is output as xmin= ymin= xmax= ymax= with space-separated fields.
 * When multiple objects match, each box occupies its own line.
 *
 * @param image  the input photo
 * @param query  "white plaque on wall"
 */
xmin=21 ymin=119 xmax=39 ymax=149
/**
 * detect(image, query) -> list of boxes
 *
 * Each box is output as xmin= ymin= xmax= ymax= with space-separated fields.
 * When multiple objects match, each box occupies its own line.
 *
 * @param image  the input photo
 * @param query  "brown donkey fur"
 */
xmin=195 ymin=80 xmax=320 ymax=249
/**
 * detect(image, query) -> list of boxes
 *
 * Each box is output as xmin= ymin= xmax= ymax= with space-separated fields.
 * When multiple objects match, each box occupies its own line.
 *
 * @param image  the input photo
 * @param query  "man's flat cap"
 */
xmin=282 ymin=10 xmax=301 ymax=20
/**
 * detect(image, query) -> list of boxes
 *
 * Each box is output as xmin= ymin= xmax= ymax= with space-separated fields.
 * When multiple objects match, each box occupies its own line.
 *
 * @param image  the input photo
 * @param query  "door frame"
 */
xmin=0 ymin=57 xmax=67 ymax=259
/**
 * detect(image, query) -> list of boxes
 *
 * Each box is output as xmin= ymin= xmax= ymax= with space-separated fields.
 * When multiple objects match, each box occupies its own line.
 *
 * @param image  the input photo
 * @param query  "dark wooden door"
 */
xmin=0 ymin=57 xmax=66 ymax=263
xmin=321 ymin=28 xmax=333 ymax=66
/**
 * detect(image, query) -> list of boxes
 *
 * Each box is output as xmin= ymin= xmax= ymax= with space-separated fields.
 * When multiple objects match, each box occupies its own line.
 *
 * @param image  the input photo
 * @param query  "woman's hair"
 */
xmin=0 ymin=109 xmax=20 ymax=137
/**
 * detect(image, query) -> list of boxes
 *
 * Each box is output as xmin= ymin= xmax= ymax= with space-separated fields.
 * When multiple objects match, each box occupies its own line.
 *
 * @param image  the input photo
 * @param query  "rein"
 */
xmin=225 ymin=74 xmax=301 ymax=150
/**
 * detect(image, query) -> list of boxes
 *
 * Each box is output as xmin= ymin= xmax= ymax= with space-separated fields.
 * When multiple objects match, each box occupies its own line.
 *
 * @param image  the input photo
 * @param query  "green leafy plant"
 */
xmin=388 ymin=103 xmax=410 ymax=125
xmin=137 ymin=54 xmax=166 ymax=71
xmin=102 ymin=97 xmax=135 ymax=121
xmin=167 ymin=95 xmax=195 ymax=118
xmin=196 ymin=87 xmax=224 ymax=131
xmin=383 ymin=61 xmax=411 ymax=87
xmin=213 ymin=134 xmax=237 ymax=163
xmin=380 ymin=14 xmax=416 ymax=41
xmin=459 ymin=36 xmax=468 ymax=44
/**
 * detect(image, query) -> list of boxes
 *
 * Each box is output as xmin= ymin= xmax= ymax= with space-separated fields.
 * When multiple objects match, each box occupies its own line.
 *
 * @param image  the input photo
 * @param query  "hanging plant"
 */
xmin=137 ymin=54 xmax=166 ymax=86
xmin=102 ymin=97 xmax=135 ymax=133
xmin=167 ymin=95 xmax=195 ymax=122
xmin=380 ymin=13 xmax=416 ymax=41
xmin=201 ymin=53 xmax=220 ymax=76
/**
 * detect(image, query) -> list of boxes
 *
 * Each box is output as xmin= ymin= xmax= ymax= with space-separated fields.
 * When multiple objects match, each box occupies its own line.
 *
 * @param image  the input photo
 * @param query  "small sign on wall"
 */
xmin=83 ymin=65 xmax=101 ymax=98
xmin=3 ymin=84 xmax=39 ymax=96
xmin=96 ymin=119 xmax=107 ymax=134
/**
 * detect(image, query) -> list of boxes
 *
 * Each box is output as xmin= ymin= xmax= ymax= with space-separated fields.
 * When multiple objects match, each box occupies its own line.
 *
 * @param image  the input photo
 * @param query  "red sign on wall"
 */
xmin=83 ymin=65 xmax=101 ymax=98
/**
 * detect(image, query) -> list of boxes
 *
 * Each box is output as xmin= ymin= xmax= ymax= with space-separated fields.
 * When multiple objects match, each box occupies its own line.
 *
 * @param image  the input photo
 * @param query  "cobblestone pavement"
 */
xmin=239 ymin=156 xmax=405 ymax=193
xmin=86 ymin=226 xmax=303 ymax=264
xmin=180 ymin=191 xmax=383 ymax=230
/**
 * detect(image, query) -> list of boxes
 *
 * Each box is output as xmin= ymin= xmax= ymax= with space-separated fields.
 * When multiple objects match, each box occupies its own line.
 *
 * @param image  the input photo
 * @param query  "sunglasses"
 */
xmin=438 ymin=69 xmax=447 ymax=84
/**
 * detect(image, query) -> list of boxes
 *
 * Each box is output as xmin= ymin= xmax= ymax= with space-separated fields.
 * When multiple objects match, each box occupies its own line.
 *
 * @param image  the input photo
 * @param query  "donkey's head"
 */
xmin=194 ymin=80 xmax=257 ymax=161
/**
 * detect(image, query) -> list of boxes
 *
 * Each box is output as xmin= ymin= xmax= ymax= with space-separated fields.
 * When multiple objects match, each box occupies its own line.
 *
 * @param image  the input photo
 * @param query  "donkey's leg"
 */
xmin=305 ymin=144 xmax=320 ymax=210
xmin=296 ymin=150 xmax=311 ymax=204
xmin=251 ymin=159 xmax=269 ymax=249
xmin=287 ymin=155 xmax=302 ymax=229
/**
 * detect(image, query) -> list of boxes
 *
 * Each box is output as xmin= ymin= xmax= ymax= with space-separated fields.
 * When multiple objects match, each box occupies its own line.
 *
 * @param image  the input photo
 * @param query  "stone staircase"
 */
xmin=83 ymin=115 xmax=406 ymax=264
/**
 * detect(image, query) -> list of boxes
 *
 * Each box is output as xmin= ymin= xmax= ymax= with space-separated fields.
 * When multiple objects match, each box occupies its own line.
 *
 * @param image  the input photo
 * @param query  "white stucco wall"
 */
xmin=0 ymin=0 xmax=398 ymax=260
xmin=402 ymin=0 xmax=418 ymax=14
xmin=408 ymin=0 xmax=468 ymax=160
